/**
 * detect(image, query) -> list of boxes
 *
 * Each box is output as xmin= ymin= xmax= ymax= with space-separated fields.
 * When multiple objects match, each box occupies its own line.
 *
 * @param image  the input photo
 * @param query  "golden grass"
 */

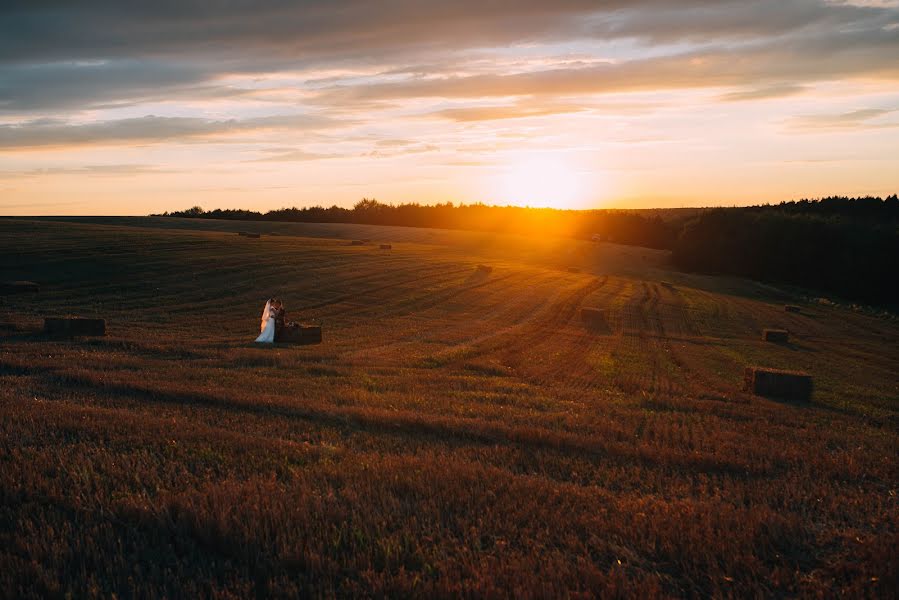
xmin=0 ymin=218 xmax=896 ymax=598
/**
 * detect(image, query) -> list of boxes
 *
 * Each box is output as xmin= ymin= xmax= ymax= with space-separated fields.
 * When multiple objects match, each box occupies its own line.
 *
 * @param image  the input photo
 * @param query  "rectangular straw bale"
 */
xmin=278 ymin=325 xmax=322 ymax=345
xmin=743 ymin=366 xmax=812 ymax=401
xmin=0 ymin=281 xmax=39 ymax=294
xmin=763 ymin=329 xmax=789 ymax=343
xmin=580 ymin=307 xmax=607 ymax=324
xmin=44 ymin=317 xmax=106 ymax=337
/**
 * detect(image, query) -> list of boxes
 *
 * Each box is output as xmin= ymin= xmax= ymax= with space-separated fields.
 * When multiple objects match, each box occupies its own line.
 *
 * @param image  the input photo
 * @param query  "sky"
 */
xmin=1 ymin=0 xmax=898 ymax=215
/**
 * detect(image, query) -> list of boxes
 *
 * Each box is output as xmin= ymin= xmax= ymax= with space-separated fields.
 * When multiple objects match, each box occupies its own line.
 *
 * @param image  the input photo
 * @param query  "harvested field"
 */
xmin=0 ymin=217 xmax=896 ymax=598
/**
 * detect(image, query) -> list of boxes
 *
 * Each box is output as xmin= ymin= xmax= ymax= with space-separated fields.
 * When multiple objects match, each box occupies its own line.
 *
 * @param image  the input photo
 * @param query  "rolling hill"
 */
xmin=1 ymin=217 xmax=896 ymax=597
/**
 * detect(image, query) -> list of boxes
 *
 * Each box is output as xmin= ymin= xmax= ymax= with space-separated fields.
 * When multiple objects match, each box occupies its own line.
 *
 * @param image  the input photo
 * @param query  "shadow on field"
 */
xmin=22 ymin=364 xmax=770 ymax=478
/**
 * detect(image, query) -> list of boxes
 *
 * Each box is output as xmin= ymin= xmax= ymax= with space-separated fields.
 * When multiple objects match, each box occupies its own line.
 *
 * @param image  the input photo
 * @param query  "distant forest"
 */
xmin=160 ymin=195 xmax=899 ymax=306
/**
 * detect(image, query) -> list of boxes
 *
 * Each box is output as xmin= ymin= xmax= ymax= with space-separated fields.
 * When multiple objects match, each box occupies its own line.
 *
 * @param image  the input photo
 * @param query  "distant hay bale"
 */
xmin=244 ymin=233 xmax=261 ymax=239
xmin=743 ymin=366 xmax=812 ymax=401
xmin=277 ymin=324 xmax=322 ymax=345
xmin=784 ymin=305 xmax=802 ymax=313
xmin=44 ymin=317 xmax=106 ymax=337
xmin=763 ymin=329 xmax=789 ymax=343
xmin=476 ymin=264 xmax=493 ymax=273
xmin=379 ymin=244 xmax=392 ymax=250
xmin=0 ymin=281 xmax=39 ymax=295
xmin=269 ymin=232 xmax=281 ymax=236
xmin=351 ymin=240 xmax=365 ymax=245
xmin=567 ymin=267 xmax=580 ymax=273
xmin=238 ymin=231 xmax=248 ymax=236
xmin=580 ymin=307 xmax=607 ymax=324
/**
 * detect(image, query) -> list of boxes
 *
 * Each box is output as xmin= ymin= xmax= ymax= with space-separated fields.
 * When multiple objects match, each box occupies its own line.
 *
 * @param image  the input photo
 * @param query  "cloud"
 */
xmin=785 ymin=107 xmax=897 ymax=131
xmin=0 ymin=164 xmax=172 ymax=178
xmin=430 ymin=102 xmax=587 ymax=122
xmin=310 ymin=29 xmax=899 ymax=105
xmin=719 ymin=84 xmax=808 ymax=102
xmin=1 ymin=1 xmax=896 ymax=115
xmin=0 ymin=114 xmax=341 ymax=149
xmin=247 ymin=149 xmax=343 ymax=162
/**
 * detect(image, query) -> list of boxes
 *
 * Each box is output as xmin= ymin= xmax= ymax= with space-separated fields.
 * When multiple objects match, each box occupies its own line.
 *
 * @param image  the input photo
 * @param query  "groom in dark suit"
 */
xmin=272 ymin=298 xmax=286 ymax=340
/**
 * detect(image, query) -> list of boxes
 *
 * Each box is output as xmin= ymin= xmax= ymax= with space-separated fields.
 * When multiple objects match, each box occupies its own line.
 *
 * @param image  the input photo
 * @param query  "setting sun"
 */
xmin=494 ymin=155 xmax=586 ymax=209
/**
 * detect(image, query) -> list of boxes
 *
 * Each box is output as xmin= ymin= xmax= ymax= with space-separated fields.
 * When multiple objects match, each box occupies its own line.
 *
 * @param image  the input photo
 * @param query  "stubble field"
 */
xmin=1 ymin=217 xmax=897 ymax=598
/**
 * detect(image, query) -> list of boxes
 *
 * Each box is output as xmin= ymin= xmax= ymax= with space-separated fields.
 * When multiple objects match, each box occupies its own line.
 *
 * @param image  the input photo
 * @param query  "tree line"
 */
xmin=159 ymin=195 xmax=898 ymax=306
xmin=158 ymin=200 xmax=679 ymax=249
xmin=671 ymin=196 xmax=898 ymax=307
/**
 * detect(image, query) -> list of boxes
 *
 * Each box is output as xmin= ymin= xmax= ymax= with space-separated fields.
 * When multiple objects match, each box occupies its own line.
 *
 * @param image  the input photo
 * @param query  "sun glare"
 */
xmin=494 ymin=155 xmax=585 ymax=209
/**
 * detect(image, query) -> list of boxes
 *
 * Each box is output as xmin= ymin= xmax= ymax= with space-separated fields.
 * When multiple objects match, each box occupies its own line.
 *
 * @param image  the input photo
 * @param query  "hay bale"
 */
xmin=277 ymin=324 xmax=322 ymax=345
xmin=350 ymin=240 xmax=365 ymax=246
xmin=784 ymin=305 xmax=801 ymax=313
xmin=743 ymin=366 xmax=812 ymax=401
xmin=567 ymin=267 xmax=580 ymax=273
xmin=763 ymin=329 xmax=789 ymax=343
xmin=244 ymin=233 xmax=261 ymax=239
xmin=476 ymin=264 xmax=493 ymax=273
xmin=379 ymin=244 xmax=392 ymax=250
xmin=0 ymin=281 xmax=39 ymax=294
xmin=238 ymin=231 xmax=248 ymax=236
xmin=44 ymin=317 xmax=106 ymax=337
xmin=580 ymin=307 xmax=607 ymax=324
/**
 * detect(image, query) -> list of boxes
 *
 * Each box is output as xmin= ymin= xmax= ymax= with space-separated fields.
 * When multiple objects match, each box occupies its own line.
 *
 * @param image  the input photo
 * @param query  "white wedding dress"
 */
xmin=255 ymin=300 xmax=276 ymax=344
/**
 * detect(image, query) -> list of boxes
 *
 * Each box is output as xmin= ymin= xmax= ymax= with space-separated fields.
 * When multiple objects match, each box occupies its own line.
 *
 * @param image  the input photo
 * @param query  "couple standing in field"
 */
xmin=255 ymin=298 xmax=285 ymax=344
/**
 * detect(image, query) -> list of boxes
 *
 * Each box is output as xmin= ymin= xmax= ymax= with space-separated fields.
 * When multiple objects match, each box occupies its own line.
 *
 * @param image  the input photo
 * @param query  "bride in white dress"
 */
xmin=255 ymin=299 xmax=277 ymax=344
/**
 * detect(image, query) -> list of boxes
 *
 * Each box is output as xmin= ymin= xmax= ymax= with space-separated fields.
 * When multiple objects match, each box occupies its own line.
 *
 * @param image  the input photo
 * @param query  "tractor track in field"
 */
xmin=338 ymin=272 xmax=559 ymax=364
xmin=437 ymin=276 xmax=611 ymax=389
xmin=297 ymin=265 xmax=475 ymax=312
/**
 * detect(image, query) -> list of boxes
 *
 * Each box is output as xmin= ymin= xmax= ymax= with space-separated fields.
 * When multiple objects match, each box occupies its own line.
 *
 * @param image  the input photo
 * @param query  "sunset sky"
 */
xmin=1 ymin=0 xmax=898 ymax=215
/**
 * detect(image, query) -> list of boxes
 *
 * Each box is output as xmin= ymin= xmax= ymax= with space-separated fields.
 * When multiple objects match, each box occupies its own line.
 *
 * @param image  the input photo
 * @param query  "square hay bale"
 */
xmin=476 ymin=264 xmax=493 ymax=273
xmin=580 ymin=307 xmax=607 ymax=324
xmin=350 ymin=240 xmax=365 ymax=245
xmin=567 ymin=267 xmax=580 ymax=273
xmin=743 ymin=366 xmax=812 ymax=401
xmin=380 ymin=244 xmax=392 ymax=250
xmin=277 ymin=324 xmax=322 ymax=345
xmin=244 ymin=233 xmax=261 ymax=239
xmin=0 ymin=281 xmax=39 ymax=295
xmin=44 ymin=317 xmax=106 ymax=337
xmin=238 ymin=231 xmax=249 ymax=236
xmin=784 ymin=305 xmax=802 ymax=313
xmin=763 ymin=329 xmax=789 ymax=343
